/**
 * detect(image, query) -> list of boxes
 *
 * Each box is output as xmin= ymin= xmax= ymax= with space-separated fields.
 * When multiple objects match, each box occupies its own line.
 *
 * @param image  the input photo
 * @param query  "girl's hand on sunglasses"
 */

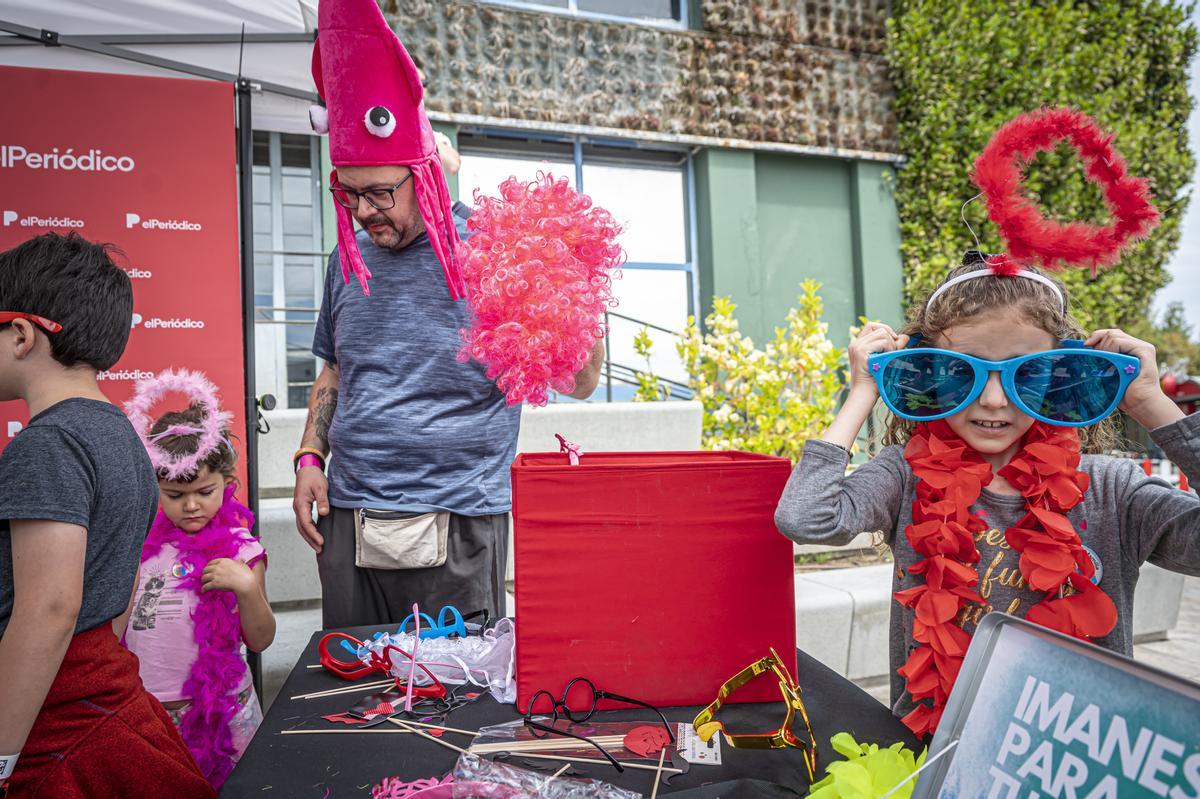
xmin=848 ymin=322 xmax=909 ymax=400
xmin=1086 ymin=328 xmax=1182 ymax=429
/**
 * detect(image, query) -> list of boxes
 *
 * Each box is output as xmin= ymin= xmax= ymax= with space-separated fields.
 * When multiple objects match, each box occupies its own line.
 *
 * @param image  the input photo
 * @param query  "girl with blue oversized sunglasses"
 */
xmin=776 ymin=109 xmax=1200 ymax=743
xmin=776 ymin=257 xmax=1198 ymax=739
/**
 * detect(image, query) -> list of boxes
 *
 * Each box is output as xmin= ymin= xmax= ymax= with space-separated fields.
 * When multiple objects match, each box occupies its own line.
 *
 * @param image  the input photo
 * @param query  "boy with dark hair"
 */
xmin=0 ymin=233 xmax=213 ymax=798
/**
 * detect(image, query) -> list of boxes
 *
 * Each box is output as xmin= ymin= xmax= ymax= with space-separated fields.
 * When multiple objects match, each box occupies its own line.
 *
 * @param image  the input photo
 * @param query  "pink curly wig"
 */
xmin=457 ymin=173 xmax=624 ymax=406
xmin=125 ymin=369 xmax=233 ymax=481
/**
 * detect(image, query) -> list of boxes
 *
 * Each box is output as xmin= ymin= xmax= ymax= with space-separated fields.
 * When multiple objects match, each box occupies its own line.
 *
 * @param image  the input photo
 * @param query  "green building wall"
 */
xmin=695 ymin=149 xmax=902 ymax=347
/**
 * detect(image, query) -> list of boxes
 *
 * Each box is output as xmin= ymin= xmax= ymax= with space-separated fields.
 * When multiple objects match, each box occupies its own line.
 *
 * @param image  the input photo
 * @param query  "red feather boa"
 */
xmin=972 ymin=107 xmax=1159 ymax=274
xmin=895 ymin=420 xmax=1118 ymax=737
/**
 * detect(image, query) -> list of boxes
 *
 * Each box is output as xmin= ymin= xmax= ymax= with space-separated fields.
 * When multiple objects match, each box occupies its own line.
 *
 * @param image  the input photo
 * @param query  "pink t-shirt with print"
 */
xmin=124 ymin=530 xmax=266 ymax=702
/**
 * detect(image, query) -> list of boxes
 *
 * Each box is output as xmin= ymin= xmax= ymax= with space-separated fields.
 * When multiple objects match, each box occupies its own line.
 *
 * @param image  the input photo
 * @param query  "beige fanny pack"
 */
xmin=354 ymin=509 xmax=449 ymax=570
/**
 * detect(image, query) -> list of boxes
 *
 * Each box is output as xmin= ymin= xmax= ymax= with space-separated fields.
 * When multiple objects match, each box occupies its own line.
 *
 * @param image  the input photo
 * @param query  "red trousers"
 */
xmin=5 ymin=625 xmax=214 ymax=798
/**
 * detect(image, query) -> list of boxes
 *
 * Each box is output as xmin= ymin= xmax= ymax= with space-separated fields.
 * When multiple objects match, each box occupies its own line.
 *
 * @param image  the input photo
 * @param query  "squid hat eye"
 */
xmin=364 ymin=105 xmax=396 ymax=137
xmin=309 ymin=103 xmax=329 ymax=134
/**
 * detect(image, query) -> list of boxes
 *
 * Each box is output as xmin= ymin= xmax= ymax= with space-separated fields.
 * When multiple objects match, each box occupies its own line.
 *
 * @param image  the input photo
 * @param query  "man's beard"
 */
xmin=360 ymin=213 xmax=405 ymax=250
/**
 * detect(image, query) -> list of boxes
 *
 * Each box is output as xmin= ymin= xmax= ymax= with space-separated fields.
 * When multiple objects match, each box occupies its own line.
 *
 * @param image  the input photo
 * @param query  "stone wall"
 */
xmin=386 ymin=0 xmax=897 ymax=154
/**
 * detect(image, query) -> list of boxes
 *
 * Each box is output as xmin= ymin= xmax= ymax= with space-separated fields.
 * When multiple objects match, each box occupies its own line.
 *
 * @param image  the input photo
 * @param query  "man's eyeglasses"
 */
xmin=524 ymin=677 xmax=674 ymax=772
xmin=329 ymin=174 xmax=414 ymax=211
xmin=0 ymin=312 xmax=63 ymax=334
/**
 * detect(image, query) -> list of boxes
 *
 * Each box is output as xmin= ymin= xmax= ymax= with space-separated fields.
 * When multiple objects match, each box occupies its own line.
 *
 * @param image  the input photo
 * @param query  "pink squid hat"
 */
xmin=309 ymin=0 xmax=464 ymax=299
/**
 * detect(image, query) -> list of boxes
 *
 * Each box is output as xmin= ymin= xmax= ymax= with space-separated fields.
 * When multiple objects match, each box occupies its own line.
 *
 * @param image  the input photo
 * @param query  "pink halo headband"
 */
xmin=124 ymin=369 xmax=233 ymax=481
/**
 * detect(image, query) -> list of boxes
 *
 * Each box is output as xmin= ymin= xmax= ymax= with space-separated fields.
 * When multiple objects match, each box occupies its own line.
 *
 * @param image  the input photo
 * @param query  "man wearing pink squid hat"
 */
xmin=292 ymin=0 xmax=605 ymax=628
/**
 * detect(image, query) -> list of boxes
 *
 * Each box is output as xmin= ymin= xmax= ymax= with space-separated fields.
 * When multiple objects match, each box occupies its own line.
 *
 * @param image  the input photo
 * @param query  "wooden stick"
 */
xmin=280 ymin=728 xmax=420 ymax=736
xmin=290 ymin=679 xmax=395 ymax=701
xmin=470 ymin=736 xmax=629 ymax=754
xmin=472 ymin=739 xmax=633 ymax=748
xmin=290 ymin=679 xmax=394 ymax=700
xmin=280 ymin=717 xmax=477 ymax=738
xmin=550 ymin=764 xmax=571 ymax=779
xmin=386 ymin=718 xmax=469 ymax=754
xmin=292 ymin=678 xmax=396 ymax=698
xmin=281 ymin=727 xmax=682 ymax=774
xmin=649 ymin=748 xmax=667 ymax=799
xmin=484 ymin=751 xmax=682 ymax=775
xmin=393 ymin=718 xmax=479 ymax=738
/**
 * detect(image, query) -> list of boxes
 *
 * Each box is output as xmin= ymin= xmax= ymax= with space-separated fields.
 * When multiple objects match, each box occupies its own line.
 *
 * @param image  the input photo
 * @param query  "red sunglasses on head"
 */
xmin=0 ymin=312 xmax=63 ymax=334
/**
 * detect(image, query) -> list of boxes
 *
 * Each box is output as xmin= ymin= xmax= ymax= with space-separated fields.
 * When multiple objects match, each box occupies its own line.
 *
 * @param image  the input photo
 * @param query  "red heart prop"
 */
xmin=972 ymin=107 xmax=1158 ymax=274
xmin=623 ymin=725 xmax=671 ymax=757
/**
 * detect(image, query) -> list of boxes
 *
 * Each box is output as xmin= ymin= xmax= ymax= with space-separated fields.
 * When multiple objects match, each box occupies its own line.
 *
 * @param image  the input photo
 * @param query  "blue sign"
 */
xmin=915 ymin=614 xmax=1200 ymax=799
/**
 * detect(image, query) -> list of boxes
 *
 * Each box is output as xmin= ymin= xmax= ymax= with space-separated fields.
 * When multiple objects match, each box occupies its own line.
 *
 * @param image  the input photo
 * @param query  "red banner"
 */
xmin=0 ymin=66 xmax=246 ymax=490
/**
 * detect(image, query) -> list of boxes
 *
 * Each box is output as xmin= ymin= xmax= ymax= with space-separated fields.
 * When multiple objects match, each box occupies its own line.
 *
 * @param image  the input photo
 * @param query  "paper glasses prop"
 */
xmin=693 ymin=647 xmax=817 ymax=781
xmin=868 ymin=340 xmax=1139 ymax=427
xmin=338 ymin=606 xmax=488 ymax=659
xmin=125 ymin=369 xmax=234 ymax=481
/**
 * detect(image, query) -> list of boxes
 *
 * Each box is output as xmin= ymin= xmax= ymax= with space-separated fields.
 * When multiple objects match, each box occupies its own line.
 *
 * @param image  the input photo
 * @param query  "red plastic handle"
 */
xmin=318 ymin=632 xmax=379 ymax=681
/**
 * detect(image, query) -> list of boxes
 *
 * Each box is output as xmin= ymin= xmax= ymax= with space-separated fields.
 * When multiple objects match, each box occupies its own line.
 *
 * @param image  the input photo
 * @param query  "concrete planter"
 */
xmin=792 ymin=562 xmax=1186 ymax=686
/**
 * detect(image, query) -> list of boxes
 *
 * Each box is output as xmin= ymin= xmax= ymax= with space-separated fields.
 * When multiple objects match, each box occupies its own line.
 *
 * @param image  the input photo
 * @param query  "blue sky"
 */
xmin=1155 ymin=12 xmax=1200 ymax=326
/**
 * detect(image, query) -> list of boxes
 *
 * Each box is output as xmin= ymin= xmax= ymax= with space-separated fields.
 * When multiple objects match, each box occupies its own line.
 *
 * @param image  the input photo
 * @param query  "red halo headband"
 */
xmin=970 ymin=107 xmax=1159 ymax=276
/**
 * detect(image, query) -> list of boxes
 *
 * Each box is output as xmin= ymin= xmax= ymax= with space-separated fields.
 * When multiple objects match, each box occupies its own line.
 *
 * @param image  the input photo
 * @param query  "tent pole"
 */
xmin=236 ymin=77 xmax=264 ymax=700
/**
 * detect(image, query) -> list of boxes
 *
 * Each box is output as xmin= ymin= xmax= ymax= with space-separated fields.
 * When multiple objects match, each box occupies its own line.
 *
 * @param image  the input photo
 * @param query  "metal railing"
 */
xmin=600 ymin=310 xmax=693 ymax=402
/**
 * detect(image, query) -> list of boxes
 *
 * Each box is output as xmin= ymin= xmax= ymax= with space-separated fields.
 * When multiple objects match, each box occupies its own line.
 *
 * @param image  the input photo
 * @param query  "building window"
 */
xmin=252 ymin=131 xmax=324 ymax=410
xmin=458 ymin=132 xmax=694 ymax=401
xmin=477 ymin=0 xmax=683 ymax=27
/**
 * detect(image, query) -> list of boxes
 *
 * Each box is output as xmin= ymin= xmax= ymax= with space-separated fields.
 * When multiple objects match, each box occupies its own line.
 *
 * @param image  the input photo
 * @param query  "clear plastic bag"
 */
xmin=451 ymin=753 xmax=641 ymax=799
xmin=357 ymin=619 xmax=516 ymax=704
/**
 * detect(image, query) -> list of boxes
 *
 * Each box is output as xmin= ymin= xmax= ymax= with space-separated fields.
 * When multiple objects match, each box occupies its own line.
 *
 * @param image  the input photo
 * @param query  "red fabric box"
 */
xmin=511 ymin=450 xmax=796 ymax=712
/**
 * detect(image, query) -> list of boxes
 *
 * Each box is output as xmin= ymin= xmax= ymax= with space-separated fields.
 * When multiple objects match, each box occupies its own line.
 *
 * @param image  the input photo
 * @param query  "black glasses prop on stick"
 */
xmin=523 ymin=677 xmax=675 ymax=773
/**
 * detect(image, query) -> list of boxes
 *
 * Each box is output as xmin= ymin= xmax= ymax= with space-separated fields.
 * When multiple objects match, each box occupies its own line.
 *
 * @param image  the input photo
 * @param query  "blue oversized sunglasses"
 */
xmin=867 ymin=339 xmax=1140 ymax=427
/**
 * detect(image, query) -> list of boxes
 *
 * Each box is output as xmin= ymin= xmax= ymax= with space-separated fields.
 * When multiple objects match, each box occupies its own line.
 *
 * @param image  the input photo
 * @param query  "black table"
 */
xmin=222 ymin=625 xmax=918 ymax=798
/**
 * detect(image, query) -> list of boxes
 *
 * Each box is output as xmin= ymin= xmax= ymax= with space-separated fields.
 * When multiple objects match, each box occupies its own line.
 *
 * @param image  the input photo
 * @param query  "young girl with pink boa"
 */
xmin=121 ymin=369 xmax=275 ymax=789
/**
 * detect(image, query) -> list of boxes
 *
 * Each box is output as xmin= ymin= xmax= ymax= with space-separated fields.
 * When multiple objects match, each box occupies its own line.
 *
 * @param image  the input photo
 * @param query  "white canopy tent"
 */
xmin=0 ymin=0 xmax=319 ymax=133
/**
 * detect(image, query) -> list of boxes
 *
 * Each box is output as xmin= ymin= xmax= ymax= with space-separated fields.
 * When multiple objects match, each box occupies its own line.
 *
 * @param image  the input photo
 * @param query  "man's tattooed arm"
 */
xmin=301 ymin=362 xmax=340 ymax=454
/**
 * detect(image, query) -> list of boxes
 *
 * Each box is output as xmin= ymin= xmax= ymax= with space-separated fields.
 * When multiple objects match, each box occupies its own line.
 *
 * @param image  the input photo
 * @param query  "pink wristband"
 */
xmin=296 ymin=454 xmax=324 ymax=472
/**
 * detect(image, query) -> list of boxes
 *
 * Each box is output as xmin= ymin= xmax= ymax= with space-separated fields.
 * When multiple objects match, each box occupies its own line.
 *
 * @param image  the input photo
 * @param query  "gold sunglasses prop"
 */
xmin=692 ymin=647 xmax=817 ymax=781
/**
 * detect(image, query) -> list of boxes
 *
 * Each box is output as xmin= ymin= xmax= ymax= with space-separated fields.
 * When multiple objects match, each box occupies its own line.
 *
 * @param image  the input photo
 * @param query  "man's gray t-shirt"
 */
xmin=0 ymin=398 xmax=158 ymax=636
xmin=775 ymin=413 xmax=1200 ymax=723
xmin=312 ymin=205 xmax=522 ymax=515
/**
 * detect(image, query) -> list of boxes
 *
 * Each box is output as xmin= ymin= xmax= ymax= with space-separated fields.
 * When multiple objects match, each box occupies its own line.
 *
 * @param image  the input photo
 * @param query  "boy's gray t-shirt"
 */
xmin=775 ymin=413 xmax=1200 ymax=723
xmin=312 ymin=205 xmax=522 ymax=515
xmin=0 ymin=398 xmax=158 ymax=636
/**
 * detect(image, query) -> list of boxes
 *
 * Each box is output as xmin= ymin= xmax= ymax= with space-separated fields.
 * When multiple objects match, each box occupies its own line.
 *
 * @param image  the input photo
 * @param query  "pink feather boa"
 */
xmin=141 ymin=484 xmax=257 ymax=788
